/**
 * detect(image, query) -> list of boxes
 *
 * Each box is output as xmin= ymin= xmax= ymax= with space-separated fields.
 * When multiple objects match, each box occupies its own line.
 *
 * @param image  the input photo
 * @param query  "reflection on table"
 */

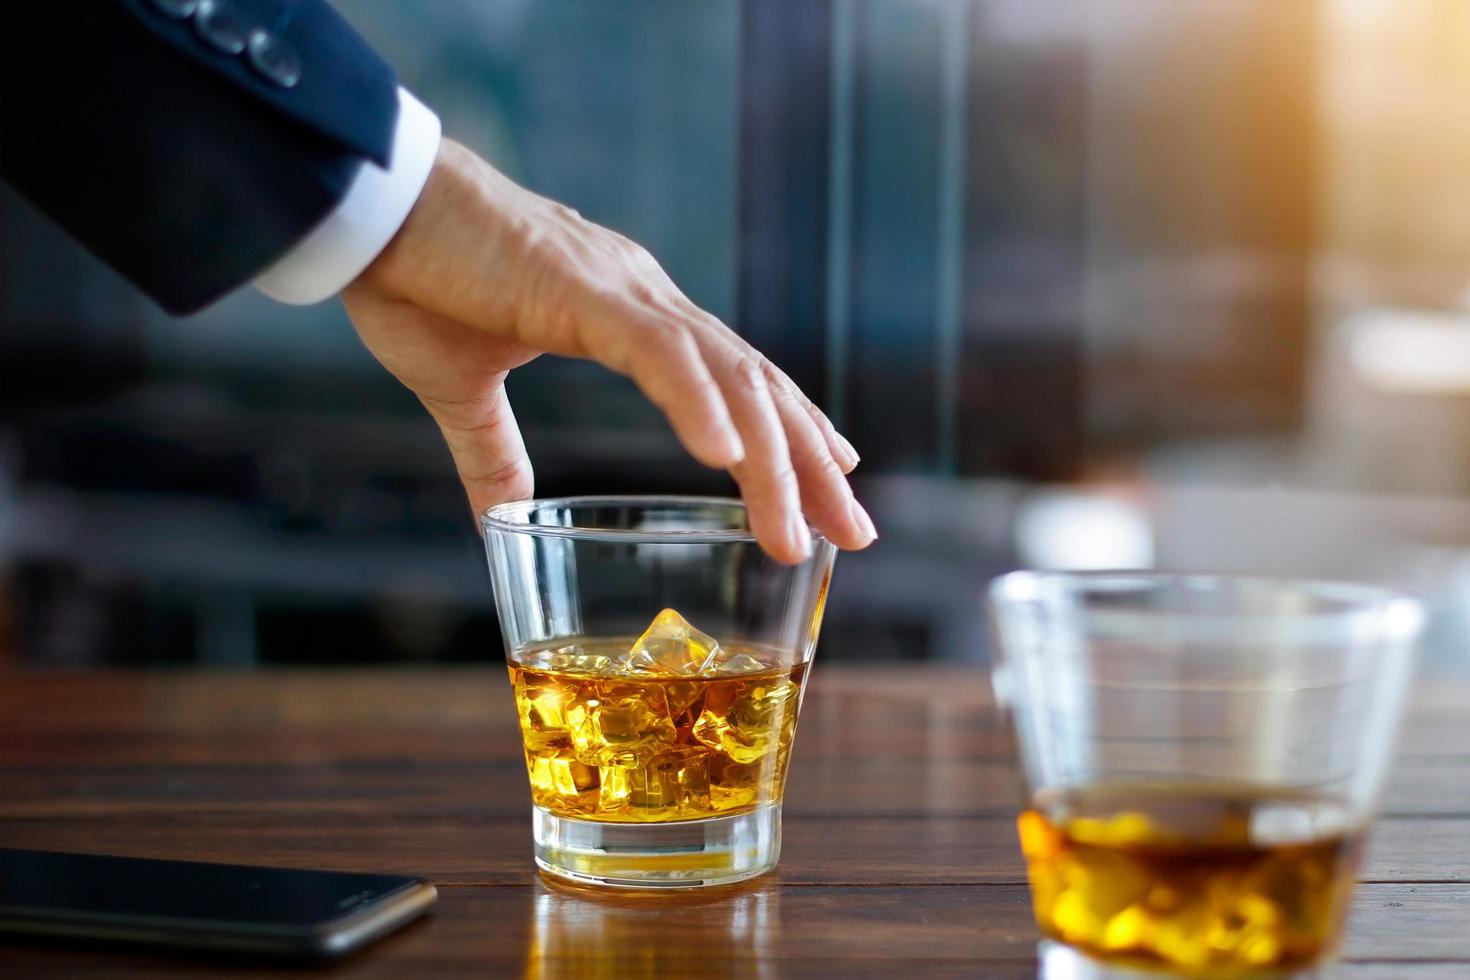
xmin=525 ymin=876 xmax=778 ymax=980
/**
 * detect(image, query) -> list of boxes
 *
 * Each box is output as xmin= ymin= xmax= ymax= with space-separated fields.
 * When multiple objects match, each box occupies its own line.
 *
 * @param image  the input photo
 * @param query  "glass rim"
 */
xmin=480 ymin=494 xmax=829 ymax=545
xmin=989 ymin=569 xmax=1426 ymax=643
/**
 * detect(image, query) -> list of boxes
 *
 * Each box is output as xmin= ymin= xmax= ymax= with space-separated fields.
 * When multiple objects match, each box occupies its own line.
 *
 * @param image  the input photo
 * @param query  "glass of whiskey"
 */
xmin=989 ymin=572 xmax=1424 ymax=978
xmin=482 ymin=496 xmax=835 ymax=888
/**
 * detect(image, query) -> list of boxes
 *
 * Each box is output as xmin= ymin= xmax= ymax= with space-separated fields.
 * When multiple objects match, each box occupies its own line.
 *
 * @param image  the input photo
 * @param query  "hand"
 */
xmin=342 ymin=139 xmax=876 ymax=563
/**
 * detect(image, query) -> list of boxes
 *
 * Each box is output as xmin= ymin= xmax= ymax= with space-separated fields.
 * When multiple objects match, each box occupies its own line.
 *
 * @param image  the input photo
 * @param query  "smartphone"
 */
xmin=0 ymin=848 xmax=437 ymax=960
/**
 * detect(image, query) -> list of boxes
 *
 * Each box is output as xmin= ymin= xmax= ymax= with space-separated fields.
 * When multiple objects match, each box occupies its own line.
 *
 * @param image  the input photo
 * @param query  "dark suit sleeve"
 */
xmin=0 ymin=0 xmax=400 ymax=314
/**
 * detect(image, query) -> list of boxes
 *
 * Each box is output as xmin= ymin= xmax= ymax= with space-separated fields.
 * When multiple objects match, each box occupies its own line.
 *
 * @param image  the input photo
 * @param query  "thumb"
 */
xmin=424 ymin=384 xmax=534 ymax=518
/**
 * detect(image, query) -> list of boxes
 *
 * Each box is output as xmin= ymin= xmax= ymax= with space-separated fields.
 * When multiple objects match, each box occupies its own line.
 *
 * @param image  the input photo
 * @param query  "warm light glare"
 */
xmin=1015 ymin=492 xmax=1153 ymax=571
xmin=1347 ymin=311 xmax=1470 ymax=394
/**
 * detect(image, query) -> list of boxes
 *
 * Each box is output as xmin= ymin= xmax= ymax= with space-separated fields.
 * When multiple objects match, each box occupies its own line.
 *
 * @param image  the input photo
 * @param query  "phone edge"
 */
xmin=312 ymin=879 xmax=439 ymax=959
xmin=0 ymin=879 xmax=439 ymax=960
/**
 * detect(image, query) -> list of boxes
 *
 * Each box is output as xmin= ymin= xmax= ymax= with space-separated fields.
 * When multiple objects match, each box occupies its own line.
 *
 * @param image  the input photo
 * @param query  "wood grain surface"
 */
xmin=0 ymin=665 xmax=1465 ymax=977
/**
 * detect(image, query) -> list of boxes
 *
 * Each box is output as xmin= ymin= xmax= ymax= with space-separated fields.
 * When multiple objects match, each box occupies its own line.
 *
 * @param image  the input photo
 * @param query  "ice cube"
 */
xmin=729 ymin=679 xmax=799 ymax=731
xmin=623 ymin=608 xmax=720 ymax=676
xmin=708 ymin=757 xmax=762 ymax=812
xmin=664 ymin=680 xmax=705 ymax=722
xmin=693 ymin=678 xmax=799 ymax=764
xmin=598 ymin=747 xmax=711 ymax=819
xmin=513 ymin=669 xmax=577 ymax=755
xmin=640 ymin=746 xmax=712 ymax=814
xmin=566 ymin=682 xmax=677 ymax=768
xmin=700 ymin=650 xmax=770 ymax=677
xmin=546 ymin=646 xmax=616 ymax=676
xmin=528 ymin=755 xmax=600 ymax=813
xmin=548 ymin=758 xmax=599 ymax=796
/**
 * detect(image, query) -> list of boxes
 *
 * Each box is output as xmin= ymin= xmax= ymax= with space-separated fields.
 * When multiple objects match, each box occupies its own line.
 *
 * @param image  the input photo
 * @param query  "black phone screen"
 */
xmin=0 ymin=848 xmax=423 ymax=931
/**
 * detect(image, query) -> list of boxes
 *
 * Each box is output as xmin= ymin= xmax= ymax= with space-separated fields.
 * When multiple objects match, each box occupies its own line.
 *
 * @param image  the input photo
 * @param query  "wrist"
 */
xmin=348 ymin=139 xmax=524 ymax=328
xmin=348 ymin=140 xmax=457 ymax=300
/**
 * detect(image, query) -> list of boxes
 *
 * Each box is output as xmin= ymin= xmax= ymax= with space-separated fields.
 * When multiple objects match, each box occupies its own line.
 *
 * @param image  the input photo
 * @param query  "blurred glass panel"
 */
xmin=6 ymin=1 xmax=1470 ymax=669
xmin=141 ymin=0 xmax=739 ymax=404
xmin=0 ymin=0 xmax=743 ymax=667
xmin=1081 ymin=0 xmax=1314 ymax=446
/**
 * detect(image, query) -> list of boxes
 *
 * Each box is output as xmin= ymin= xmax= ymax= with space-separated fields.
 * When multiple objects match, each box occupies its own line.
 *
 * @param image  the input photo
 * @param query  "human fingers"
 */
xmin=691 ymin=328 xmax=873 ymax=552
xmin=670 ymin=296 xmax=860 ymax=475
xmin=764 ymin=361 xmax=860 ymax=473
xmin=767 ymin=378 xmax=876 ymax=549
xmin=575 ymin=296 xmax=746 ymax=471
xmin=422 ymin=384 xmax=535 ymax=518
xmin=680 ymin=330 xmax=813 ymax=564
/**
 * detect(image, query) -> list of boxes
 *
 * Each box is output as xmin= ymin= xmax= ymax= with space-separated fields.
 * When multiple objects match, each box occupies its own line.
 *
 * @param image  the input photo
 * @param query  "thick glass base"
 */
xmin=532 ymin=804 xmax=782 ymax=888
xmin=1039 ymin=941 xmax=1331 ymax=979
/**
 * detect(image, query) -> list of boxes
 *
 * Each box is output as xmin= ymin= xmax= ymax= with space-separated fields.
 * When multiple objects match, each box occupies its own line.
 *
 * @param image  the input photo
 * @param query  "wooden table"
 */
xmin=0 ymin=666 xmax=1467 ymax=978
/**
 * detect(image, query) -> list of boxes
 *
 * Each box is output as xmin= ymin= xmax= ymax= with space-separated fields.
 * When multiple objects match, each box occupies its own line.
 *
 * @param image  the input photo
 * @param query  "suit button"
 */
xmin=193 ymin=0 xmax=248 ymax=56
xmin=147 ymin=0 xmax=198 ymax=17
xmin=247 ymin=30 xmax=302 ymax=89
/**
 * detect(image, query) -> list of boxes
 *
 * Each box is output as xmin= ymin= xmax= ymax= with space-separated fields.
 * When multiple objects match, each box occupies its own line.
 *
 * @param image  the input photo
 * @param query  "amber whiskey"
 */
xmin=509 ymin=624 xmax=807 ymax=823
xmin=1018 ymin=782 xmax=1364 ymax=977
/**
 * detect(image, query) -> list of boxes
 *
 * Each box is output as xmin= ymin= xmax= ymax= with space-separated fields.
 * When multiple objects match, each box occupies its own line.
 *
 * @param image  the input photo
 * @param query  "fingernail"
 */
xmin=849 ymin=498 xmax=878 ymax=543
xmin=835 ymin=433 xmax=861 ymax=468
xmin=786 ymin=513 xmax=813 ymax=560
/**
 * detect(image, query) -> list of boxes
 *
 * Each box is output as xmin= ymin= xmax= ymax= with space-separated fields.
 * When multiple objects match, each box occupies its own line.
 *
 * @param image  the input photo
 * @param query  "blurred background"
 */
xmin=4 ymin=0 xmax=1470 ymax=670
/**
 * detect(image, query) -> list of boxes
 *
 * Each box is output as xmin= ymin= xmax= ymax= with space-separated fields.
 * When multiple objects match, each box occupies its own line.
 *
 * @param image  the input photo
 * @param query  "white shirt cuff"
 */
xmin=254 ymin=87 xmax=441 ymax=305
